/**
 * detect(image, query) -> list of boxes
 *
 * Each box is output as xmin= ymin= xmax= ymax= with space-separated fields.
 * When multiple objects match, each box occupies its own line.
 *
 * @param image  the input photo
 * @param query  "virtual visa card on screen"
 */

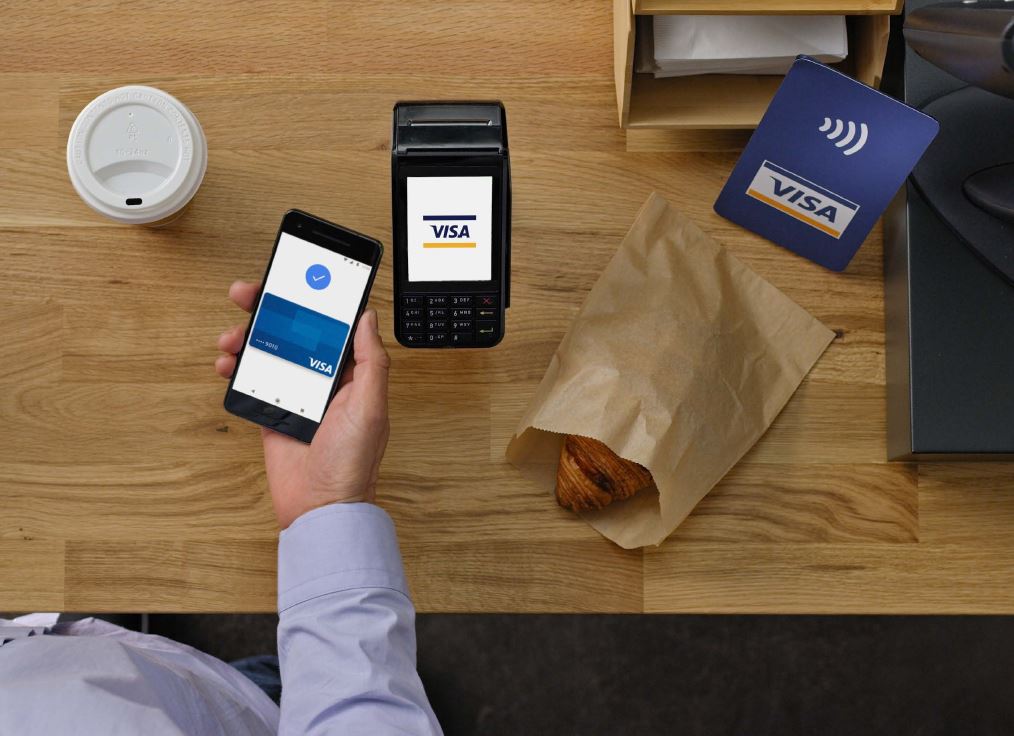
xmin=249 ymin=292 xmax=351 ymax=377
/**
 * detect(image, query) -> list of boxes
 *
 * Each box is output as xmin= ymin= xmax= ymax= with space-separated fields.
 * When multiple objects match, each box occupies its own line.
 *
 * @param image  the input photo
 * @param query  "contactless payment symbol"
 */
xmin=305 ymin=264 xmax=331 ymax=290
xmin=819 ymin=117 xmax=869 ymax=156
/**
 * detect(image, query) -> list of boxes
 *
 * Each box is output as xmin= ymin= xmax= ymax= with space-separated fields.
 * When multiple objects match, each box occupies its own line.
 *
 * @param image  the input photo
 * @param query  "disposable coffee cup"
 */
xmin=67 ymin=85 xmax=207 ymax=225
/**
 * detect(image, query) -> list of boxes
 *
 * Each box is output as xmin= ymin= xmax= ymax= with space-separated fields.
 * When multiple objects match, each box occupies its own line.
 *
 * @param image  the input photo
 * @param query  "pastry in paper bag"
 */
xmin=505 ymin=193 xmax=834 ymax=548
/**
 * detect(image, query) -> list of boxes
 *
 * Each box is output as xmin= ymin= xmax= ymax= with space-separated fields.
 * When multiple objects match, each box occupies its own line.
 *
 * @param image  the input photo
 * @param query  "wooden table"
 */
xmin=2 ymin=1 xmax=1012 ymax=615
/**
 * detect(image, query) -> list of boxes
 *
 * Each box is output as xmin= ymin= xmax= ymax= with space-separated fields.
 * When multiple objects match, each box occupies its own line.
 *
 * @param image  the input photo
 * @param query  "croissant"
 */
xmin=555 ymin=434 xmax=653 ymax=512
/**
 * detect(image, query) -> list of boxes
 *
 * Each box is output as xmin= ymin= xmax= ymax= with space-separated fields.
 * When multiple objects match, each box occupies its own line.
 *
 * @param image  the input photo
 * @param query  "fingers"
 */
xmin=217 ymin=324 xmax=245 ymax=354
xmin=215 ymin=354 xmax=237 ymax=378
xmin=216 ymin=280 xmax=256 ymax=379
xmin=229 ymin=280 xmax=261 ymax=313
xmin=215 ymin=324 xmax=244 ymax=378
xmin=348 ymin=309 xmax=390 ymax=418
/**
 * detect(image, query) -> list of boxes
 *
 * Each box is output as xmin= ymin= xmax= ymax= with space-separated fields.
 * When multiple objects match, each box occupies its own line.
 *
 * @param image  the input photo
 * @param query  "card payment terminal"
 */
xmin=391 ymin=102 xmax=511 ymax=348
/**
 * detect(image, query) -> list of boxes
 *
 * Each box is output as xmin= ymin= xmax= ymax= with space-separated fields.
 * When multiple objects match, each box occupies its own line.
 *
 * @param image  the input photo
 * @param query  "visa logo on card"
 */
xmin=746 ymin=160 xmax=860 ymax=239
xmin=715 ymin=57 xmax=939 ymax=271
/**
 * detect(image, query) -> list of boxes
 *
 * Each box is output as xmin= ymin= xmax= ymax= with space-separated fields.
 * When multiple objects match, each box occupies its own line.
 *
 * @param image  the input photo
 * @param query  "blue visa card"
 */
xmin=249 ymin=292 xmax=350 ymax=378
xmin=714 ymin=56 xmax=939 ymax=271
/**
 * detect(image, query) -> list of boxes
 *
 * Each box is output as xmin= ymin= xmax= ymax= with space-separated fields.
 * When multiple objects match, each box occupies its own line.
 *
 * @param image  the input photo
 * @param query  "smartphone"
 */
xmin=224 ymin=210 xmax=383 ymax=443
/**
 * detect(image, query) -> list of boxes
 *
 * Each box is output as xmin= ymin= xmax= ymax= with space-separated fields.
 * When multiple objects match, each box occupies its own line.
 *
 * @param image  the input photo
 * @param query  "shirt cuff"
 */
xmin=277 ymin=503 xmax=408 ymax=614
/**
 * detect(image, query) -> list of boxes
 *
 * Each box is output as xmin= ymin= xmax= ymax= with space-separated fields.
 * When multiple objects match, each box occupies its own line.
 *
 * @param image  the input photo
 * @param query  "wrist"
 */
xmin=277 ymin=493 xmax=375 ymax=530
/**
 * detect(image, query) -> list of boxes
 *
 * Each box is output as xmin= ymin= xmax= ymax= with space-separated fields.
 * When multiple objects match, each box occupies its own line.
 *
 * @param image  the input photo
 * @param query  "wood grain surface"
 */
xmin=1 ymin=0 xmax=1011 ymax=614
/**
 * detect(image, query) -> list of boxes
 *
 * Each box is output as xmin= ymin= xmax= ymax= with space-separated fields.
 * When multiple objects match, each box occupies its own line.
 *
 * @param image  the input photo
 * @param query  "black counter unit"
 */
xmin=885 ymin=0 xmax=1014 ymax=459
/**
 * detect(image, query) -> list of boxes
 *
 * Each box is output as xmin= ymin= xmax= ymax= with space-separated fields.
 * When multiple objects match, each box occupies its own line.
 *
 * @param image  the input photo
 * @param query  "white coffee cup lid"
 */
xmin=67 ymin=85 xmax=207 ymax=224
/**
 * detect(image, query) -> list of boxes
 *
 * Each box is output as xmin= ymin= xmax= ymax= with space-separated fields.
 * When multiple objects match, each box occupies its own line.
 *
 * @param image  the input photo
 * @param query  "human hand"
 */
xmin=215 ymin=281 xmax=391 ymax=529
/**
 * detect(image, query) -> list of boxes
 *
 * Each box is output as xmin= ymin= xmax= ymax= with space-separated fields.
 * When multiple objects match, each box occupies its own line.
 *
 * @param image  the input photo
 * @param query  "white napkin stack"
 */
xmin=638 ymin=15 xmax=848 ymax=78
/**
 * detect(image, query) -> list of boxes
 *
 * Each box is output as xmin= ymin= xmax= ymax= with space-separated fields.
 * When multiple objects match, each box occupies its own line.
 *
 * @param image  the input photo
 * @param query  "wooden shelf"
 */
xmin=615 ymin=0 xmax=896 ymax=129
xmin=628 ymin=74 xmax=782 ymax=129
xmin=634 ymin=0 xmax=903 ymax=14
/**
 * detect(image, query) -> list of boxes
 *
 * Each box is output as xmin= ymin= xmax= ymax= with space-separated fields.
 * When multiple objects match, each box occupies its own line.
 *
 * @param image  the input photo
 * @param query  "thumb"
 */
xmin=349 ymin=309 xmax=390 ymax=417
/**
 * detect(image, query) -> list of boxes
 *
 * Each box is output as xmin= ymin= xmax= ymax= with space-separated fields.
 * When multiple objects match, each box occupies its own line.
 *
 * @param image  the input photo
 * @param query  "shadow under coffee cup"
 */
xmin=67 ymin=85 xmax=207 ymax=225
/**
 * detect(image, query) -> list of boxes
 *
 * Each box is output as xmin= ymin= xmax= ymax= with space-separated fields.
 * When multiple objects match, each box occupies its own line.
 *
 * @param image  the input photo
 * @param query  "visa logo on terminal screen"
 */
xmin=232 ymin=232 xmax=370 ymax=422
xmin=407 ymin=176 xmax=492 ymax=282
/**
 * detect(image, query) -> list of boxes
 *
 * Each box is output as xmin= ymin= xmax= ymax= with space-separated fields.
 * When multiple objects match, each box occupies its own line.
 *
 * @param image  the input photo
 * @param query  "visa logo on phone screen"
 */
xmin=407 ymin=176 xmax=492 ymax=282
xmin=232 ymin=232 xmax=370 ymax=422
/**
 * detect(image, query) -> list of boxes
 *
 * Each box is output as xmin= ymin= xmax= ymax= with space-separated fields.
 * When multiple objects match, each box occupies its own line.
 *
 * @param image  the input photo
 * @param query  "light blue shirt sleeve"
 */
xmin=277 ymin=503 xmax=442 ymax=736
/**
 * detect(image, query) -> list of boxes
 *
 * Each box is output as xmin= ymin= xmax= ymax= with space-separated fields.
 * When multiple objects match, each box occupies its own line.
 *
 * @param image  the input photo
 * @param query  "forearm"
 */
xmin=277 ymin=504 xmax=441 ymax=736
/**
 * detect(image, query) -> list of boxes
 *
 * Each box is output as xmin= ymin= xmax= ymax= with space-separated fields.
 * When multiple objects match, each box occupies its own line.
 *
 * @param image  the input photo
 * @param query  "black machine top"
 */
xmin=904 ymin=0 xmax=1014 ymax=98
xmin=393 ymin=102 xmax=508 ymax=156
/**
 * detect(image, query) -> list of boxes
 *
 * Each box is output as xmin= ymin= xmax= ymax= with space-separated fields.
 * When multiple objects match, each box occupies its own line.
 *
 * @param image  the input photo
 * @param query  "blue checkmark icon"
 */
xmin=305 ymin=264 xmax=331 ymax=290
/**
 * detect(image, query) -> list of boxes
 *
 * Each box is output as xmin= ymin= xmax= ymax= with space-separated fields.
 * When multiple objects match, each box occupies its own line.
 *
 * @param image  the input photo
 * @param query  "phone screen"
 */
xmin=232 ymin=231 xmax=372 ymax=422
xmin=406 ymin=175 xmax=493 ymax=282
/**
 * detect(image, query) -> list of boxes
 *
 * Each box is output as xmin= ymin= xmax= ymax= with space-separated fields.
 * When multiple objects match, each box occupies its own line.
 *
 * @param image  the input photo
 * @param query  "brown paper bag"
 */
xmin=505 ymin=193 xmax=834 ymax=548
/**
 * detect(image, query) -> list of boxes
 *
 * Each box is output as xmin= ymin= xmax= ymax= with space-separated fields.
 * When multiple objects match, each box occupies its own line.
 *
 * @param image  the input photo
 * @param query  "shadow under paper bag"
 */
xmin=505 ymin=193 xmax=834 ymax=549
